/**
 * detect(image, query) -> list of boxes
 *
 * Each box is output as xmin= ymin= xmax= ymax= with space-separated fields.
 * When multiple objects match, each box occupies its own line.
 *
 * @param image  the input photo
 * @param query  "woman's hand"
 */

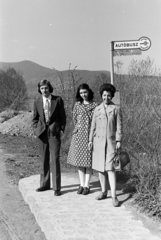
xmin=116 ymin=141 xmax=121 ymax=150
xmin=88 ymin=142 xmax=93 ymax=151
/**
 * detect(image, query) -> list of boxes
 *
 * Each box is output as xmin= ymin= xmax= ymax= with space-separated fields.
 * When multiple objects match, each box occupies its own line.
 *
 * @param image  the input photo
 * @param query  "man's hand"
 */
xmin=60 ymin=131 xmax=64 ymax=137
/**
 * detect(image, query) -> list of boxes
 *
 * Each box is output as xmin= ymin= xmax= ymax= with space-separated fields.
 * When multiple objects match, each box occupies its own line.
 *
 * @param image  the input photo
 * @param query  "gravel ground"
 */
xmin=0 ymin=110 xmax=33 ymax=137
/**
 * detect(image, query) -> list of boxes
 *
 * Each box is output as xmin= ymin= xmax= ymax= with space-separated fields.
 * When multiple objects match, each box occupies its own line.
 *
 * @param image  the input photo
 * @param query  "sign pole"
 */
xmin=110 ymin=41 xmax=114 ymax=85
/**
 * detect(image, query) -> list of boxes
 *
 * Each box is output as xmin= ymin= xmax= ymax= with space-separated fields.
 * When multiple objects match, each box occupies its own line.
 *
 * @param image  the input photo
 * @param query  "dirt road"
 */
xmin=0 ymin=148 xmax=46 ymax=240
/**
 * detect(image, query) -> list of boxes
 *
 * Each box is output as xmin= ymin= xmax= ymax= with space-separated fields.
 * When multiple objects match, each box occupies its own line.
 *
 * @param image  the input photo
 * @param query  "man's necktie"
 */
xmin=44 ymin=99 xmax=50 ymax=124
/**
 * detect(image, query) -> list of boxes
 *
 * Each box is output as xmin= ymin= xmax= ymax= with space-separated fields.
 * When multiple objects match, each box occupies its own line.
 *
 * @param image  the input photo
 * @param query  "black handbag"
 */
xmin=113 ymin=150 xmax=130 ymax=171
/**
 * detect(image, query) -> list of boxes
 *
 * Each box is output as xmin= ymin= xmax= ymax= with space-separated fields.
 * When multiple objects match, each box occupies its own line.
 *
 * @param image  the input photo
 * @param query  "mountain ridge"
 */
xmin=0 ymin=60 xmax=110 ymax=97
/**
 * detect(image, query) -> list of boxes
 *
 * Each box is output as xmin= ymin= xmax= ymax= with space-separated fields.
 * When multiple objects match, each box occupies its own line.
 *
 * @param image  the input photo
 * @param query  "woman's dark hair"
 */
xmin=76 ymin=83 xmax=94 ymax=102
xmin=99 ymin=83 xmax=116 ymax=98
xmin=38 ymin=79 xmax=53 ymax=94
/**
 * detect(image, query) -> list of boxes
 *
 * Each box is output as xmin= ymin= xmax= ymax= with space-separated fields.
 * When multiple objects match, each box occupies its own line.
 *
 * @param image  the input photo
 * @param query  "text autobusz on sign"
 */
xmin=113 ymin=37 xmax=151 ymax=51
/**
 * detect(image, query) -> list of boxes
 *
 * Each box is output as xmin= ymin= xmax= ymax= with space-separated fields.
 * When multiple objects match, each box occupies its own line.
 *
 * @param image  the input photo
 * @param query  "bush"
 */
xmin=133 ymin=154 xmax=161 ymax=218
xmin=0 ymin=67 xmax=28 ymax=111
xmin=114 ymin=57 xmax=161 ymax=218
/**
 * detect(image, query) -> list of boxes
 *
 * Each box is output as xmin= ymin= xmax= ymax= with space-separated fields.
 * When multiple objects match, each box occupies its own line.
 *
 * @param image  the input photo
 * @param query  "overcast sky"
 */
xmin=0 ymin=0 xmax=160 ymax=72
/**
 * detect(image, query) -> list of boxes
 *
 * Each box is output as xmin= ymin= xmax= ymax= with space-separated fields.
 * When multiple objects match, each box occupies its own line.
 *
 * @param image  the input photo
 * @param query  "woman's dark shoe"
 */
xmin=95 ymin=191 xmax=107 ymax=200
xmin=77 ymin=186 xmax=84 ymax=194
xmin=112 ymin=197 xmax=119 ymax=207
xmin=82 ymin=187 xmax=90 ymax=195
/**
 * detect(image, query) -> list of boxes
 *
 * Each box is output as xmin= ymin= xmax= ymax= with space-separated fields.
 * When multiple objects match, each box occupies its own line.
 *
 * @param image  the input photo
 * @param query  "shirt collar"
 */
xmin=42 ymin=94 xmax=51 ymax=102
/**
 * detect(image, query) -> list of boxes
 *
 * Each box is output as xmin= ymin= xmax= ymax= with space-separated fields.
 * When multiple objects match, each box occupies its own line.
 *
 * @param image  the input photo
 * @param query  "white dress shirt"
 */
xmin=43 ymin=95 xmax=51 ymax=117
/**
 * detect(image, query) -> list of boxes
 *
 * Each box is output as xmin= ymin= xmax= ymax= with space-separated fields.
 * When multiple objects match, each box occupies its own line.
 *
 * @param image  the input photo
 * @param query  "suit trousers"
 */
xmin=38 ymin=127 xmax=61 ymax=191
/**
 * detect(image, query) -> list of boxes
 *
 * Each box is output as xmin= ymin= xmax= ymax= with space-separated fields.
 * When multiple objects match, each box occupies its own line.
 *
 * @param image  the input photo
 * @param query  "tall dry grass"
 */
xmin=114 ymin=57 xmax=161 ymax=218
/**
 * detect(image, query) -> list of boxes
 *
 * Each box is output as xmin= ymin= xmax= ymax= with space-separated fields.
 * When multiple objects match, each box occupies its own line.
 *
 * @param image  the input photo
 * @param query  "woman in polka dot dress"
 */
xmin=67 ymin=84 xmax=97 ymax=195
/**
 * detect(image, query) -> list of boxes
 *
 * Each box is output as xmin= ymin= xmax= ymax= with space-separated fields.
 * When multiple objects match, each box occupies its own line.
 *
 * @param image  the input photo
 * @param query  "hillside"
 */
xmin=0 ymin=60 xmax=110 ymax=97
xmin=0 ymin=60 xmax=55 ymax=80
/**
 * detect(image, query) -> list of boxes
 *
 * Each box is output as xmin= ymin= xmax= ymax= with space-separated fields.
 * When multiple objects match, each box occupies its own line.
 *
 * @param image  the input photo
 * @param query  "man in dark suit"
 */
xmin=32 ymin=79 xmax=66 ymax=196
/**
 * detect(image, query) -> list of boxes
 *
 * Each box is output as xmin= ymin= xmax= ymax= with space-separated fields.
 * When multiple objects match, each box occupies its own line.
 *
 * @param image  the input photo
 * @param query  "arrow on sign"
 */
xmin=113 ymin=37 xmax=151 ymax=51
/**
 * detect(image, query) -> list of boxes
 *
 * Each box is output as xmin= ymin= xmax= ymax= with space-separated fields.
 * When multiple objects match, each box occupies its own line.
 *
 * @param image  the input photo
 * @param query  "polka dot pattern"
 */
xmin=67 ymin=101 xmax=97 ymax=168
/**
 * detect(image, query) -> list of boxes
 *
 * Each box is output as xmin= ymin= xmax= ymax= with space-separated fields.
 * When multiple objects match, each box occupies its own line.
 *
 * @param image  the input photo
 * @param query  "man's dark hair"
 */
xmin=38 ymin=79 xmax=53 ymax=94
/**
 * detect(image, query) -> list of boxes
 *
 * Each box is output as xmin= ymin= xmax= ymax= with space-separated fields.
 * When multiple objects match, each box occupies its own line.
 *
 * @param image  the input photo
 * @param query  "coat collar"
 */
xmin=50 ymin=95 xmax=56 ymax=116
xmin=36 ymin=97 xmax=45 ymax=120
xmin=97 ymin=102 xmax=115 ymax=115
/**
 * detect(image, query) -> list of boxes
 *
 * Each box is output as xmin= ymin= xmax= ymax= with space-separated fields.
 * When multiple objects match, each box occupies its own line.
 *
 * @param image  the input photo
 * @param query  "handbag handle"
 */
xmin=116 ymin=147 xmax=121 ymax=155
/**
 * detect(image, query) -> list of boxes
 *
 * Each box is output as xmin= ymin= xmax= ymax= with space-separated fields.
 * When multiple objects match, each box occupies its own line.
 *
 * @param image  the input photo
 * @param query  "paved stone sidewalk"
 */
xmin=19 ymin=173 xmax=160 ymax=240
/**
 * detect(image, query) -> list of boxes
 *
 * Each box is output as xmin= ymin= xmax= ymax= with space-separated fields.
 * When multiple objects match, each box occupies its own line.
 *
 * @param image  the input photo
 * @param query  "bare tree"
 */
xmin=114 ymin=61 xmax=123 ymax=74
xmin=53 ymin=64 xmax=81 ymax=118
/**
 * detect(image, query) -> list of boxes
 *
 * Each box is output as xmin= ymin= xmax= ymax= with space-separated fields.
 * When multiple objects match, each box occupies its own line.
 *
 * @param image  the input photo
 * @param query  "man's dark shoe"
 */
xmin=82 ymin=187 xmax=90 ymax=195
xmin=77 ymin=186 xmax=84 ymax=194
xmin=36 ymin=186 xmax=50 ymax=192
xmin=54 ymin=190 xmax=61 ymax=196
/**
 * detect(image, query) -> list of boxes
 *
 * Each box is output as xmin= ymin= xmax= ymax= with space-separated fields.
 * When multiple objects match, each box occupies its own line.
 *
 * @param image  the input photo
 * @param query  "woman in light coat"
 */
xmin=88 ymin=83 xmax=122 ymax=207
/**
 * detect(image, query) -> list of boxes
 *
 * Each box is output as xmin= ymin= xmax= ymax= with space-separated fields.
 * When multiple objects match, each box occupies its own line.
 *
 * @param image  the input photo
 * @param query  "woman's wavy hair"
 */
xmin=76 ymin=83 xmax=94 ymax=102
xmin=99 ymin=83 xmax=116 ymax=98
xmin=38 ymin=79 xmax=53 ymax=94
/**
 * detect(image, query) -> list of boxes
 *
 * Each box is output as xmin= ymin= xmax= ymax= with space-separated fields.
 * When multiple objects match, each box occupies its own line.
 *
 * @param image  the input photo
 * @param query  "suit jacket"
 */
xmin=89 ymin=102 xmax=122 ymax=172
xmin=32 ymin=95 xmax=66 ymax=138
